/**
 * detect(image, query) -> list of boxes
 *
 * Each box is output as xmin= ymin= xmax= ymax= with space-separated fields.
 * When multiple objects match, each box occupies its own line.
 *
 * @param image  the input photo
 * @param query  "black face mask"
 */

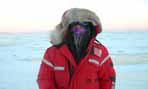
xmin=70 ymin=25 xmax=88 ymax=50
xmin=65 ymin=22 xmax=95 ymax=64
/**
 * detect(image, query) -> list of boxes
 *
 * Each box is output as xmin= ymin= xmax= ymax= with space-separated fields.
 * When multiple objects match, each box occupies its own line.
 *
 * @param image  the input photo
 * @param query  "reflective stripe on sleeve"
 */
xmin=54 ymin=66 xmax=65 ymax=71
xmin=88 ymin=59 xmax=99 ymax=65
xmin=42 ymin=59 xmax=65 ymax=71
xmin=100 ymin=55 xmax=110 ymax=66
xmin=42 ymin=59 xmax=54 ymax=68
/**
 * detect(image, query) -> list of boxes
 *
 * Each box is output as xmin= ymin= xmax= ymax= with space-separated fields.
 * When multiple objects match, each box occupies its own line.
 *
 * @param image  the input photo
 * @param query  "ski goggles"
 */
xmin=69 ymin=21 xmax=91 ymax=28
xmin=70 ymin=23 xmax=88 ymax=37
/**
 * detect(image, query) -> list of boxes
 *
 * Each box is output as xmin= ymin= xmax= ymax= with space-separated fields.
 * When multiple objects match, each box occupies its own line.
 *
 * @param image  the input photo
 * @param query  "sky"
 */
xmin=0 ymin=0 xmax=147 ymax=32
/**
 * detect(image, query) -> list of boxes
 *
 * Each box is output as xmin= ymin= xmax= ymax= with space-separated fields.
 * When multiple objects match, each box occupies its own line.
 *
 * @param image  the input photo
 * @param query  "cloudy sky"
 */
xmin=0 ymin=0 xmax=147 ymax=32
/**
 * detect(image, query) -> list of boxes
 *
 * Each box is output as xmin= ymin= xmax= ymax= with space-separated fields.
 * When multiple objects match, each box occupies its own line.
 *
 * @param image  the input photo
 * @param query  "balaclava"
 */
xmin=65 ymin=22 xmax=96 ymax=64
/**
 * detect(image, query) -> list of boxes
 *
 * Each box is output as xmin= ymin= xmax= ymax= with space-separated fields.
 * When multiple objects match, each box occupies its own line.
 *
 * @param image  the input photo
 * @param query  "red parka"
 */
xmin=37 ymin=38 xmax=116 ymax=89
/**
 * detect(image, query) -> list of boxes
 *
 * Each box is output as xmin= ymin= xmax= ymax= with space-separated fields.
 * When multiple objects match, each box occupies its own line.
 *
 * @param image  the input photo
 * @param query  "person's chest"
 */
xmin=52 ymin=44 xmax=101 ymax=89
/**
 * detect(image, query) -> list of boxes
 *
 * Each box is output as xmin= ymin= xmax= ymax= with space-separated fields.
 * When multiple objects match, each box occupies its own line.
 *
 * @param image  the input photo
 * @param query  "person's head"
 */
xmin=50 ymin=8 xmax=102 ymax=46
xmin=65 ymin=21 xmax=95 ymax=49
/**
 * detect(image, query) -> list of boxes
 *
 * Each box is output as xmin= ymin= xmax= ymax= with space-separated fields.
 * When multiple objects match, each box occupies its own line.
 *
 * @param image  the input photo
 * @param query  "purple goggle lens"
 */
xmin=71 ymin=28 xmax=87 ymax=38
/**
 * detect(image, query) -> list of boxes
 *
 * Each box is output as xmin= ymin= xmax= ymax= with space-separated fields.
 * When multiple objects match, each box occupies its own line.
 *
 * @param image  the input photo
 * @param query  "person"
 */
xmin=37 ymin=8 xmax=116 ymax=89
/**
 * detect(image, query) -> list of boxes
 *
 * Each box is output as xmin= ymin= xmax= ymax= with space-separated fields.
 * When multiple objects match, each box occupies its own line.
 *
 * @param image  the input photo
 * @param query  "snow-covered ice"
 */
xmin=0 ymin=32 xmax=148 ymax=89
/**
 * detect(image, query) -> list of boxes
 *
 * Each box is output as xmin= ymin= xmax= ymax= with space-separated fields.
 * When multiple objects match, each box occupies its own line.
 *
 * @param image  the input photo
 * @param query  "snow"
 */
xmin=0 ymin=32 xmax=148 ymax=89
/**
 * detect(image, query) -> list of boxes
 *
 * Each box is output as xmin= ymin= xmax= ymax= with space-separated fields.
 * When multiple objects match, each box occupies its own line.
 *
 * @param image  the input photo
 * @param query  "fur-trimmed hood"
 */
xmin=50 ymin=8 xmax=102 ymax=45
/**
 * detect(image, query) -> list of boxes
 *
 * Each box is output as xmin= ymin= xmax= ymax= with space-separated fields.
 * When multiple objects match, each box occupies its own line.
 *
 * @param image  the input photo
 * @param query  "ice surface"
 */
xmin=0 ymin=32 xmax=148 ymax=89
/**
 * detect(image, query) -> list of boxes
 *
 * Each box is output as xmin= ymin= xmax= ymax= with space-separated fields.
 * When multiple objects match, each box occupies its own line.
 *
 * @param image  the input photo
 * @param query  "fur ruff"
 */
xmin=50 ymin=8 xmax=102 ymax=45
